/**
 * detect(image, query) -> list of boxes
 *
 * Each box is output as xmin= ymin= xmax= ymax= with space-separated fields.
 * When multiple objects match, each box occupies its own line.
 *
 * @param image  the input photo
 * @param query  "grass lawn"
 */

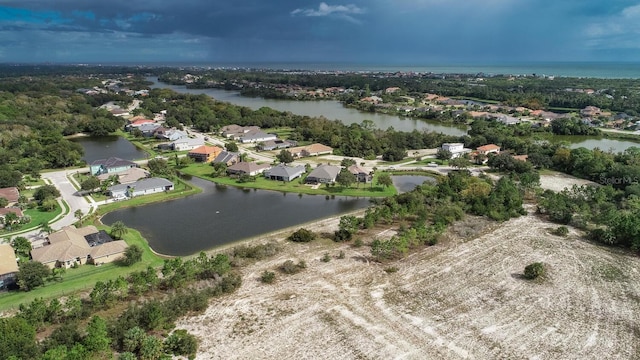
xmin=262 ymin=127 xmax=296 ymax=139
xmin=0 ymin=205 xmax=62 ymax=237
xmin=0 ymin=226 xmax=165 ymax=312
xmin=179 ymin=163 xmax=396 ymax=197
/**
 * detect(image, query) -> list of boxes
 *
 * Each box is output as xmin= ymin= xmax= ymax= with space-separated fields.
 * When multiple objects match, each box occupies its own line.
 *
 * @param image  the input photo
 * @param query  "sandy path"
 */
xmin=178 ymin=213 xmax=640 ymax=359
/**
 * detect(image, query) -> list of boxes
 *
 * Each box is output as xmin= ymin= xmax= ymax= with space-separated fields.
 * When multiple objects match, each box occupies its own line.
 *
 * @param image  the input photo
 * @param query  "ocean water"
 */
xmin=136 ymin=61 xmax=640 ymax=79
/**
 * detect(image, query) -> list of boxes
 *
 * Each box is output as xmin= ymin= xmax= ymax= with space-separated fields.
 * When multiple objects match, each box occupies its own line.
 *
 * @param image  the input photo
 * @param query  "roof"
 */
xmin=227 ymin=162 xmax=271 ymax=174
xmin=32 ymin=226 xmax=98 ymax=264
xmin=188 ymin=145 xmax=223 ymax=156
xmin=213 ymin=151 xmax=239 ymax=163
xmin=0 ymin=187 xmax=19 ymax=203
xmin=91 ymin=157 xmax=137 ymax=168
xmin=172 ymin=137 xmax=204 ymax=145
xmin=109 ymin=177 xmax=174 ymax=193
xmin=477 ymin=144 xmax=501 ymax=152
xmin=307 ymin=165 xmax=341 ymax=180
xmin=305 ymin=143 xmax=333 ymax=154
xmin=90 ymin=240 xmax=127 ymax=259
xmin=265 ymin=164 xmax=305 ymax=178
xmin=97 ymin=167 xmax=149 ymax=184
xmin=347 ymin=165 xmax=370 ymax=175
xmin=239 ymin=130 xmax=275 ymax=141
xmin=129 ymin=119 xmax=155 ymax=125
xmin=0 ymin=244 xmax=18 ymax=275
xmin=0 ymin=207 xmax=24 ymax=217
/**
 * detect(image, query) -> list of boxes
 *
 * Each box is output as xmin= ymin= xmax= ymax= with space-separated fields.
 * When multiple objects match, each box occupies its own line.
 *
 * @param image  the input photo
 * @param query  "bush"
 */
xmin=288 ymin=228 xmax=316 ymax=243
xmin=524 ymin=262 xmax=545 ymax=280
xmin=279 ymin=260 xmax=306 ymax=274
xmin=260 ymin=271 xmax=275 ymax=284
xmin=353 ymin=238 xmax=363 ymax=248
xmin=551 ymin=226 xmax=569 ymax=237
xmin=321 ymin=253 xmax=331 ymax=262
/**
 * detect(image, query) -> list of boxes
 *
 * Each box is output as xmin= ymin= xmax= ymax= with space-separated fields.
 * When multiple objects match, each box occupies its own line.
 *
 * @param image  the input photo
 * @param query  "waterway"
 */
xmin=392 ymin=175 xmax=437 ymax=193
xmin=147 ymin=77 xmax=467 ymax=136
xmin=71 ymin=135 xmax=148 ymax=163
xmin=101 ymin=177 xmax=371 ymax=256
xmin=148 ymin=77 xmax=640 ymax=151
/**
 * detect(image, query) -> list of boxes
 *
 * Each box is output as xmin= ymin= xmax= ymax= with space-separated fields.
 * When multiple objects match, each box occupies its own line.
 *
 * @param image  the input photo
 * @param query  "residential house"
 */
xmin=30 ymin=225 xmax=127 ymax=269
xmin=171 ymin=137 xmax=204 ymax=151
xmin=212 ymin=151 xmax=240 ymax=166
xmin=133 ymin=123 xmax=161 ymax=137
xmin=108 ymin=177 xmax=174 ymax=199
xmin=226 ymin=162 xmax=272 ymax=177
xmin=109 ymin=108 xmax=130 ymax=117
xmin=512 ymin=155 xmax=529 ymax=162
xmin=97 ymin=167 xmax=149 ymax=184
xmin=0 ymin=244 xmax=18 ymax=290
xmin=125 ymin=118 xmax=155 ymax=131
xmin=0 ymin=208 xmax=24 ymax=229
xmin=348 ymin=165 xmax=372 ymax=183
xmin=476 ymin=144 xmax=501 ymax=155
xmin=305 ymin=164 xmax=340 ymax=184
xmin=257 ymin=139 xmax=298 ymax=151
xmin=385 ymin=87 xmax=401 ymax=94
xmin=494 ymin=114 xmax=520 ymax=125
xmin=238 ymin=129 xmax=277 ymax=144
xmin=90 ymin=157 xmax=138 ymax=176
xmin=264 ymin=164 xmax=306 ymax=182
xmin=287 ymin=143 xmax=333 ymax=158
xmin=580 ymin=106 xmax=602 ymax=117
xmin=188 ymin=145 xmax=223 ymax=162
xmin=360 ymin=96 xmax=383 ymax=104
xmin=155 ymin=128 xmax=188 ymax=141
xmin=220 ymin=125 xmax=260 ymax=139
xmin=441 ymin=143 xmax=471 ymax=158
xmin=0 ymin=187 xmax=19 ymax=206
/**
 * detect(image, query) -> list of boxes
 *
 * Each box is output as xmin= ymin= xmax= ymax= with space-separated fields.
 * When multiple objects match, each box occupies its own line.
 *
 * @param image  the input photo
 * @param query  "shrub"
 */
xmin=551 ymin=226 xmax=569 ymax=237
xmin=353 ymin=238 xmax=363 ymax=248
xmin=384 ymin=266 xmax=399 ymax=273
xmin=260 ymin=271 xmax=275 ymax=284
xmin=288 ymin=228 xmax=316 ymax=243
xmin=321 ymin=253 xmax=331 ymax=262
xmin=337 ymin=250 xmax=345 ymax=259
xmin=279 ymin=260 xmax=306 ymax=274
xmin=524 ymin=262 xmax=545 ymax=280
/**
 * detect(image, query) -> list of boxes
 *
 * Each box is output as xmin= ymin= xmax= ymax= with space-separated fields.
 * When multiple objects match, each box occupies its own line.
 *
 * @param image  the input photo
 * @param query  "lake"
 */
xmin=148 ymin=78 xmax=640 ymax=151
xmin=71 ymin=135 xmax=148 ymax=163
xmin=101 ymin=177 xmax=371 ymax=256
xmin=147 ymin=77 xmax=468 ymax=136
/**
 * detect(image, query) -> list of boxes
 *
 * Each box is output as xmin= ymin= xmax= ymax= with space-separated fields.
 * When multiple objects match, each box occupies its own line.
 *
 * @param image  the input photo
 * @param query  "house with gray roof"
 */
xmin=170 ymin=137 xmax=204 ymax=151
xmin=90 ymin=157 xmax=138 ymax=176
xmin=238 ymin=129 xmax=277 ymax=144
xmin=212 ymin=151 xmax=239 ymax=166
xmin=305 ymin=164 xmax=340 ymax=184
xmin=227 ymin=162 xmax=272 ymax=177
xmin=257 ymin=139 xmax=298 ymax=151
xmin=108 ymin=177 xmax=174 ymax=199
xmin=264 ymin=164 xmax=306 ymax=182
xmin=348 ymin=165 xmax=372 ymax=183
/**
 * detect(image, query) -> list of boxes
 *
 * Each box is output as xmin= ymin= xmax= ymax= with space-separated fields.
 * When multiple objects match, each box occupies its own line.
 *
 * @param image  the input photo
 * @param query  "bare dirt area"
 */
xmin=178 ymin=213 xmax=640 ymax=360
xmin=539 ymin=172 xmax=599 ymax=192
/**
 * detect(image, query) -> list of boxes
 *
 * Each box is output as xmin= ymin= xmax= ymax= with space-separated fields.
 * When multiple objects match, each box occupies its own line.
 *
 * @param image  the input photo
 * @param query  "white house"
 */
xmin=441 ymin=143 xmax=471 ymax=158
xmin=171 ymin=137 xmax=204 ymax=151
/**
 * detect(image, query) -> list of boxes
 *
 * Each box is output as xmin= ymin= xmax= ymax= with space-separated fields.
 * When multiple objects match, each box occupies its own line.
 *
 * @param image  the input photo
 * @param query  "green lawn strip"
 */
xmin=95 ymin=177 xmax=200 ymax=215
xmin=179 ymin=163 xmax=396 ymax=197
xmin=0 ymin=227 xmax=165 ymax=312
xmin=0 ymin=206 xmax=62 ymax=237
xmin=262 ymin=127 xmax=295 ymax=138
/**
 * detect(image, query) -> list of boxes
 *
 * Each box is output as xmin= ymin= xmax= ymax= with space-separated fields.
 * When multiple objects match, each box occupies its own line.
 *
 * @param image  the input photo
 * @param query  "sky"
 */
xmin=1 ymin=0 xmax=640 ymax=64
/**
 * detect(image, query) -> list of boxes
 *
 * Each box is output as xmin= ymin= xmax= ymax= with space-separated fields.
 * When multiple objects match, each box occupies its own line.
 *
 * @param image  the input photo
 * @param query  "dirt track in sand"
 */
xmin=178 ymin=212 xmax=640 ymax=360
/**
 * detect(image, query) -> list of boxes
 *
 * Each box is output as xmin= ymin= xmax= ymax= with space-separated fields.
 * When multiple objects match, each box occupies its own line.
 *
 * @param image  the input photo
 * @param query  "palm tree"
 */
xmin=110 ymin=221 xmax=128 ymax=240
xmin=40 ymin=221 xmax=54 ymax=235
xmin=74 ymin=209 xmax=84 ymax=224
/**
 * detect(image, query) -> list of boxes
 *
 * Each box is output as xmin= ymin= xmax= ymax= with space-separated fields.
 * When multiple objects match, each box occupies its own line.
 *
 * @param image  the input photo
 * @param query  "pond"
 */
xmin=391 ymin=175 xmax=437 ymax=193
xmin=70 ymin=135 xmax=148 ymax=163
xmin=101 ymin=177 xmax=371 ymax=256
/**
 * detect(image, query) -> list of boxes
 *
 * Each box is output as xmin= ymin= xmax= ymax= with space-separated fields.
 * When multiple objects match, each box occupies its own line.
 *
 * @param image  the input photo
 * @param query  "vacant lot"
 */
xmin=178 ymin=213 xmax=640 ymax=359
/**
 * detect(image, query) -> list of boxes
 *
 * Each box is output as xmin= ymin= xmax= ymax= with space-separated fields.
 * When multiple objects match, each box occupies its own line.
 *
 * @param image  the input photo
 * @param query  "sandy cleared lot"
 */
xmin=178 ymin=213 xmax=640 ymax=360
xmin=539 ymin=173 xmax=599 ymax=192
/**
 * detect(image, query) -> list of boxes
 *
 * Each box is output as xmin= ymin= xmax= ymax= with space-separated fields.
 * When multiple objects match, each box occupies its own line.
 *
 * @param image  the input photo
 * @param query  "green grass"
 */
xmin=0 ymin=227 xmax=165 ymax=312
xmin=179 ymin=163 xmax=396 ymax=197
xmin=262 ymin=127 xmax=296 ymax=139
xmin=0 ymin=206 xmax=62 ymax=237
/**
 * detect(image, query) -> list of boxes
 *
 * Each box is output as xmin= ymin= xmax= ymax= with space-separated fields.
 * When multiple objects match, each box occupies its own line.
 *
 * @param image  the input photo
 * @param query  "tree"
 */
xmin=0 ymin=317 xmax=38 ymax=359
xmin=140 ymin=335 xmax=164 ymax=360
xmin=336 ymin=168 xmax=356 ymax=188
xmin=0 ymin=197 xmax=8 ymax=208
xmin=164 ymin=329 xmax=198 ymax=357
xmin=436 ymin=148 xmax=453 ymax=160
xmin=83 ymin=316 xmax=111 ymax=354
xmin=74 ymin=209 xmax=84 ymax=224
xmin=147 ymin=158 xmax=173 ymax=177
xmin=225 ymin=141 xmax=239 ymax=152
xmin=340 ymin=158 xmax=356 ymax=167
xmin=110 ymin=221 xmax=128 ymax=240
xmin=121 ymin=245 xmax=143 ymax=266
xmin=33 ymin=184 xmax=60 ymax=203
xmin=276 ymin=149 xmax=294 ymax=164
xmin=80 ymin=176 xmax=100 ymax=192
xmin=377 ymin=173 xmax=393 ymax=188
xmin=17 ymin=261 xmax=51 ymax=291
xmin=11 ymin=236 xmax=31 ymax=258
xmin=449 ymin=157 xmax=470 ymax=169
xmin=40 ymin=221 xmax=54 ymax=235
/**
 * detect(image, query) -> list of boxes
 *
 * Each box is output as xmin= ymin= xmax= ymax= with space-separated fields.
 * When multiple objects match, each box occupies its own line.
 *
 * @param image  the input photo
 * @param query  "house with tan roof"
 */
xmin=31 ymin=225 xmax=127 ymax=269
xmin=227 ymin=162 xmax=272 ymax=177
xmin=97 ymin=167 xmax=149 ymax=184
xmin=287 ymin=143 xmax=333 ymax=158
xmin=0 ymin=244 xmax=18 ymax=290
xmin=476 ymin=144 xmax=501 ymax=155
xmin=0 ymin=187 xmax=19 ymax=206
xmin=348 ymin=165 xmax=372 ymax=183
xmin=188 ymin=145 xmax=223 ymax=162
